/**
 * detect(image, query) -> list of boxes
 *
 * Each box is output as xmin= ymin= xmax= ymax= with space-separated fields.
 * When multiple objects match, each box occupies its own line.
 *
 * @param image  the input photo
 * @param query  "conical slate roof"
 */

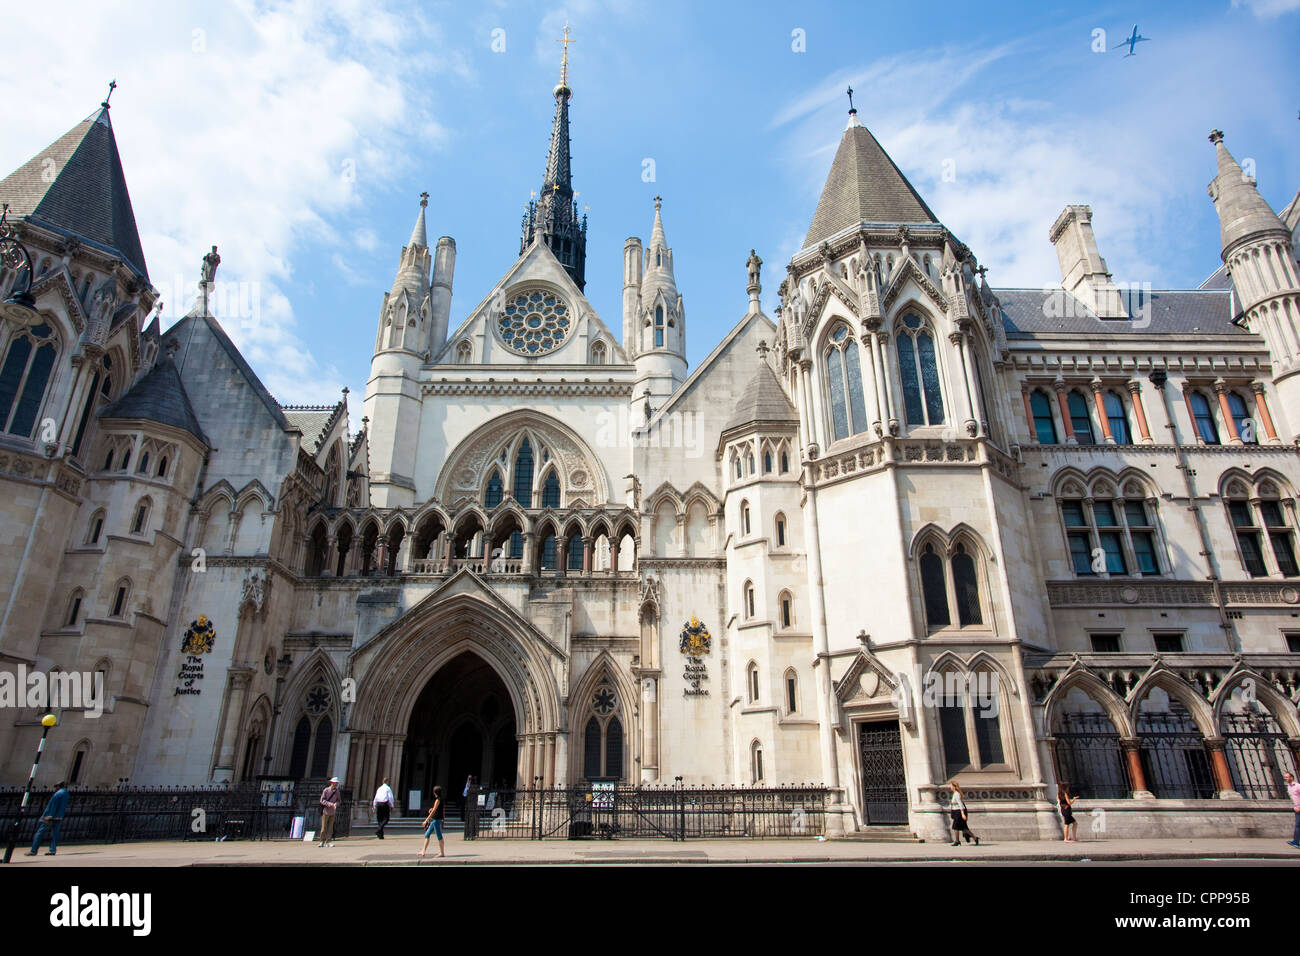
xmin=1208 ymin=130 xmax=1289 ymax=257
xmin=804 ymin=113 xmax=938 ymax=250
xmin=724 ymin=361 xmax=798 ymax=433
xmin=98 ymin=355 xmax=207 ymax=444
xmin=0 ymin=106 xmax=149 ymax=281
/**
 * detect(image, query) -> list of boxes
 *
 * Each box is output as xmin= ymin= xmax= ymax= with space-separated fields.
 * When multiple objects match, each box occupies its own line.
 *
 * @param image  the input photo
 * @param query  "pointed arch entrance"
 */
xmin=401 ymin=652 xmax=519 ymax=813
xmin=344 ymin=575 xmax=565 ymax=814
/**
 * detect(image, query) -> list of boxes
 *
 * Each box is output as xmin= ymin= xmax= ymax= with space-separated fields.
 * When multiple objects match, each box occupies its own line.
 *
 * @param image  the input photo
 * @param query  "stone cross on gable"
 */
xmin=975 ymin=265 xmax=989 ymax=281
xmin=756 ymin=339 xmax=770 ymax=364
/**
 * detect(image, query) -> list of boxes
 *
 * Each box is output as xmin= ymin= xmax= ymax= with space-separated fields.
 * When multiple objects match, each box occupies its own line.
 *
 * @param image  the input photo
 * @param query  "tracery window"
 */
xmin=1061 ymin=483 xmax=1163 ymax=576
xmin=71 ymin=355 xmax=113 ymax=458
xmin=825 ymin=324 xmax=868 ymax=441
xmin=512 ymin=439 xmax=534 ymax=504
xmin=287 ymin=680 xmax=335 ymax=780
xmin=498 ymin=288 xmax=571 ymax=356
xmin=918 ymin=536 xmax=987 ymax=629
xmin=1067 ymin=391 xmax=1094 ymax=444
xmin=582 ymin=681 xmax=624 ymax=780
xmin=896 ymin=313 xmax=943 ymax=427
xmin=0 ymin=322 xmax=58 ymax=439
xmin=1226 ymin=481 xmax=1298 ymax=578
xmin=541 ymin=470 xmax=560 ymax=508
xmin=1104 ymin=391 xmax=1132 ymax=444
xmin=484 ymin=469 xmax=504 ymax=508
xmin=935 ymin=668 xmax=1008 ymax=774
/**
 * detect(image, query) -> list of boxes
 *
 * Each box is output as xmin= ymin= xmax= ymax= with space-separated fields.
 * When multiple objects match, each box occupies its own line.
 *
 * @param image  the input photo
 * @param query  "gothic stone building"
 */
xmin=2 ymin=80 xmax=1299 ymax=841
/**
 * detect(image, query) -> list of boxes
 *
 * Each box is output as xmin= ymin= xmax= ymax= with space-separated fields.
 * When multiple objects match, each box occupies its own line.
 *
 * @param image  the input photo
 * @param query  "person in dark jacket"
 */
xmin=27 ymin=782 xmax=69 ymax=856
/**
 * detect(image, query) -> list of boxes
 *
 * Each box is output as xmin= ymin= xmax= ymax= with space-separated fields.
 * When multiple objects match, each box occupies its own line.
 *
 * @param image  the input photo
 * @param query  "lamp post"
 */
xmin=0 ymin=204 xmax=40 ymax=327
xmin=262 ymin=653 xmax=293 ymax=776
xmin=3 ymin=713 xmax=57 ymax=864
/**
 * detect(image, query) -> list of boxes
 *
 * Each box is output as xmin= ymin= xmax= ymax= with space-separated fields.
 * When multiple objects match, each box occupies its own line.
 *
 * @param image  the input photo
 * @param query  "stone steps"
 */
xmin=835 ymin=826 xmax=924 ymax=843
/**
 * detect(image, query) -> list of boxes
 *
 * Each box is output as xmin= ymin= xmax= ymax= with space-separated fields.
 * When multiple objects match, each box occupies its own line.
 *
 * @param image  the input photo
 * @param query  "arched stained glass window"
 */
xmin=824 ymin=325 xmax=868 ymax=442
xmin=920 ymin=542 xmax=950 ymax=627
xmin=655 ymin=306 xmax=665 ymax=348
xmin=606 ymin=716 xmax=623 ymax=779
xmin=484 ymin=469 xmax=503 ymax=508
xmin=952 ymin=543 xmax=982 ymax=626
xmin=541 ymin=534 xmax=557 ymax=570
xmin=568 ymin=534 xmax=584 ymax=570
xmin=541 ymin=470 xmax=561 ymax=509
xmin=512 ymin=439 xmax=534 ymax=503
xmin=0 ymin=323 xmax=58 ymax=438
xmin=584 ymin=717 xmax=602 ymax=779
xmin=897 ymin=314 xmax=943 ymax=426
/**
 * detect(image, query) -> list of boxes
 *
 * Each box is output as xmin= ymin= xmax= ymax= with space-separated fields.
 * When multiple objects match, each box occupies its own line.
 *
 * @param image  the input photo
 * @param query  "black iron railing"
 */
xmin=0 ymin=781 xmax=352 ymax=846
xmin=462 ymin=784 xmax=828 ymax=840
xmin=1222 ymin=712 xmax=1297 ymax=799
xmin=1052 ymin=713 xmax=1131 ymax=799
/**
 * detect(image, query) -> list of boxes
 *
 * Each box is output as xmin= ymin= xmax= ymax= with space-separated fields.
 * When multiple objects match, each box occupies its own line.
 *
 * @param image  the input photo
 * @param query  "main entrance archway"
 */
xmin=343 ymin=578 xmax=565 ymax=814
xmin=400 ymin=652 xmax=519 ymax=813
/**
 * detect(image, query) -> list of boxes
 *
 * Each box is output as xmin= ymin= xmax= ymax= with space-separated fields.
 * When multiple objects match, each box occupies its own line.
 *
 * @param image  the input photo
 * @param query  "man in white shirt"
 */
xmin=373 ymin=776 xmax=396 ymax=839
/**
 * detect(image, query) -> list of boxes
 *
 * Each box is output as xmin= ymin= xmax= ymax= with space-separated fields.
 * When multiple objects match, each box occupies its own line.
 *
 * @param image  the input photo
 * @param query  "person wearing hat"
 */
xmin=318 ymin=776 xmax=341 ymax=847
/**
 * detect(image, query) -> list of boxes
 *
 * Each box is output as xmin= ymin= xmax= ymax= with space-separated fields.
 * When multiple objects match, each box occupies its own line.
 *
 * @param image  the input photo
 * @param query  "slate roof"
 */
xmin=723 ymin=361 xmax=798 ymax=433
xmin=0 ymin=107 xmax=149 ymax=281
xmin=282 ymin=405 xmax=340 ymax=453
xmin=995 ymin=288 xmax=1245 ymax=337
xmin=98 ymin=356 xmax=207 ymax=444
xmin=804 ymin=116 xmax=938 ymax=250
xmin=163 ymin=312 xmax=293 ymax=432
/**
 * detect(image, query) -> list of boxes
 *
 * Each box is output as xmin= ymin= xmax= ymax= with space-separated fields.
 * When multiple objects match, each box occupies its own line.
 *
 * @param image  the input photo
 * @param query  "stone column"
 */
xmin=544 ymin=733 xmax=556 ymax=788
xmin=1204 ymin=737 xmax=1243 ymax=798
xmin=522 ymin=531 xmax=536 ymax=574
xmin=1252 ymin=383 xmax=1279 ymax=443
xmin=797 ymin=361 xmax=818 ymax=456
xmin=1120 ymin=739 xmax=1153 ymax=798
xmin=876 ymin=330 xmax=898 ymax=433
xmin=556 ymin=535 xmax=568 ymax=578
xmin=582 ymin=537 xmax=592 ymax=573
xmin=1091 ymin=379 xmax=1114 ymax=442
xmin=376 ymin=538 xmax=389 ymax=575
xmin=394 ymin=533 xmax=410 ymax=574
xmin=866 ymin=321 xmax=887 ymax=435
xmin=1215 ymin=381 xmax=1241 ymax=443
xmin=674 ymin=514 xmax=686 ymax=557
xmin=1054 ymin=382 xmax=1077 ymax=443
xmin=1127 ymin=381 xmax=1152 ymax=443
xmin=950 ymin=329 xmax=977 ymax=436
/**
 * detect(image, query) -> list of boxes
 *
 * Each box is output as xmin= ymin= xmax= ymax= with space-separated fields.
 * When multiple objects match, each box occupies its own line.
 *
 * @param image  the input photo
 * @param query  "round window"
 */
xmin=498 ymin=288 xmax=571 ymax=355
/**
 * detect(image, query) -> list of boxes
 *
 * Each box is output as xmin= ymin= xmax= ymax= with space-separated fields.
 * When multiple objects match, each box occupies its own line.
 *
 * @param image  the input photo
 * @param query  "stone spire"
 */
xmin=1207 ymin=130 xmax=1290 ymax=259
xmin=520 ymin=30 xmax=587 ymax=290
xmin=409 ymin=191 xmax=429 ymax=249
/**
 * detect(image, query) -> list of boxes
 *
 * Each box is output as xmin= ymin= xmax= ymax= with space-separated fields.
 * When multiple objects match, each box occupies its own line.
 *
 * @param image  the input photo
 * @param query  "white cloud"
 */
xmin=0 ymin=0 xmax=460 ymax=416
xmin=1231 ymin=0 xmax=1300 ymax=17
xmin=774 ymin=25 xmax=1291 ymax=291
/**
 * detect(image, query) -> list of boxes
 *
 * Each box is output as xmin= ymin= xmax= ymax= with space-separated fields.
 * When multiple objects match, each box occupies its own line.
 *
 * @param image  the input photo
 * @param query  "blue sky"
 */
xmin=1 ymin=0 xmax=1298 ymax=419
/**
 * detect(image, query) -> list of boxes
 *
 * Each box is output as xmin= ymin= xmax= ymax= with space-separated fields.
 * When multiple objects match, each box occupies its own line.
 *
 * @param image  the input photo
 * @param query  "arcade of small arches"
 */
xmin=299 ymin=505 xmax=640 ymax=579
xmin=1041 ymin=666 xmax=1300 ymax=801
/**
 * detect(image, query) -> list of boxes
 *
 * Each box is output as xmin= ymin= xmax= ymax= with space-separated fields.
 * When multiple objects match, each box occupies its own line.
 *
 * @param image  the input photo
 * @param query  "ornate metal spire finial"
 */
xmin=557 ymin=22 xmax=574 ymax=88
xmin=419 ymin=191 xmax=429 ymax=207
xmin=846 ymin=85 xmax=856 ymax=115
xmin=653 ymin=194 xmax=662 ymax=210
xmin=102 ymin=79 xmax=117 ymax=110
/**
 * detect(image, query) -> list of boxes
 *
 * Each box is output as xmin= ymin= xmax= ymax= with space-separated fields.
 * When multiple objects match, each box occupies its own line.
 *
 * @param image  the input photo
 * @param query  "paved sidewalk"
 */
xmin=7 ymin=835 xmax=1300 ymax=866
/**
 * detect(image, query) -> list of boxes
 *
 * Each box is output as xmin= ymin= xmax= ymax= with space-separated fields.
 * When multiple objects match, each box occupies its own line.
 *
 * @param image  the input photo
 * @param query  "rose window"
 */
xmin=498 ymin=289 xmax=570 ymax=355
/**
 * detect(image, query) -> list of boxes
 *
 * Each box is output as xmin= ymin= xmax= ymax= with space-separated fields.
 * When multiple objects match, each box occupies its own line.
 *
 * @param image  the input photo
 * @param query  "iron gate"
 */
xmin=1137 ymin=708 xmax=1215 ymax=799
xmin=1051 ymin=712 xmax=1130 ymax=798
xmin=1222 ymin=712 xmax=1297 ymax=798
xmin=858 ymin=721 xmax=908 ymax=824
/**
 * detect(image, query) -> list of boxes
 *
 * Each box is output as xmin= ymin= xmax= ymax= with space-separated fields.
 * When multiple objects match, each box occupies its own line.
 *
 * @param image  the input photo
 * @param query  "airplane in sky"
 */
xmin=1113 ymin=24 xmax=1151 ymax=57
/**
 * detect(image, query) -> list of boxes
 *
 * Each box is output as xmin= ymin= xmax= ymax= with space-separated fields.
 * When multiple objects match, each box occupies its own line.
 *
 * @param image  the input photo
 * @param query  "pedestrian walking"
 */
xmin=373 ymin=776 xmax=395 ymax=840
xmin=418 ymin=785 xmax=445 ymax=859
xmin=26 ymin=781 xmax=69 ymax=856
xmin=1057 ymin=783 xmax=1079 ymax=842
xmin=947 ymin=781 xmax=979 ymax=846
xmin=1286 ymin=771 xmax=1300 ymax=848
xmin=318 ymin=776 xmax=341 ymax=847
